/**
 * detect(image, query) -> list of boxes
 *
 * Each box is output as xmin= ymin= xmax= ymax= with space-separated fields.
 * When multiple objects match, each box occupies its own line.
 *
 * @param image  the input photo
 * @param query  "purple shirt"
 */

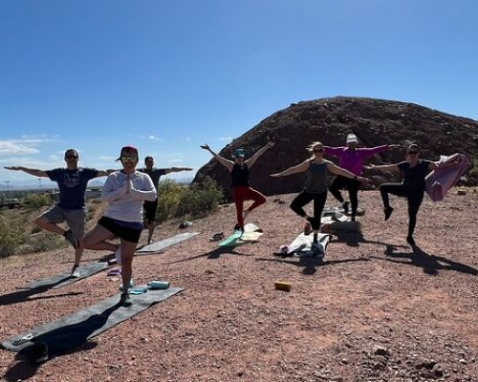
xmin=323 ymin=145 xmax=389 ymax=175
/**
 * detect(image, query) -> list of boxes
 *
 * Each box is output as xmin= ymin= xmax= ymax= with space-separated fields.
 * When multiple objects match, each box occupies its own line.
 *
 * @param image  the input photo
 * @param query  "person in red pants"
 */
xmin=200 ymin=142 xmax=274 ymax=232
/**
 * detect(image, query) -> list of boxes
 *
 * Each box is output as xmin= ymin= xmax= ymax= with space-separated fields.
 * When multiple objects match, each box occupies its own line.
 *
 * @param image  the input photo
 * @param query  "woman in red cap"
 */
xmin=84 ymin=146 xmax=157 ymax=306
xmin=200 ymin=142 xmax=274 ymax=232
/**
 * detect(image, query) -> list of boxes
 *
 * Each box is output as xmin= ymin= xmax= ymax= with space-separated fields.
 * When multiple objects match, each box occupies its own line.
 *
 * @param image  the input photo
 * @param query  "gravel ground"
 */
xmin=0 ymin=189 xmax=477 ymax=382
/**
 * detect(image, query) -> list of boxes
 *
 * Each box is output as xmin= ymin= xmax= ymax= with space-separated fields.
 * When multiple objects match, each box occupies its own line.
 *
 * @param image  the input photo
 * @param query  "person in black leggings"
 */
xmin=367 ymin=144 xmax=439 ymax=247
xmin=271 ymin=141 xmax=368 ymax=251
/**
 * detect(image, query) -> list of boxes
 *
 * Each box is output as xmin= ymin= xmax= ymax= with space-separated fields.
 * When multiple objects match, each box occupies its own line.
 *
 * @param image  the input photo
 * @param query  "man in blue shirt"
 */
xmin=5 ymin=149 xmax=111 ymax=276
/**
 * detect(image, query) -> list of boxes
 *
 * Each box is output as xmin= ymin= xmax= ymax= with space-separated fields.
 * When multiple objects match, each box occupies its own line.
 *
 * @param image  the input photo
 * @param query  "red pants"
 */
xmin=231 ymin=186 xmax=266 ymax=230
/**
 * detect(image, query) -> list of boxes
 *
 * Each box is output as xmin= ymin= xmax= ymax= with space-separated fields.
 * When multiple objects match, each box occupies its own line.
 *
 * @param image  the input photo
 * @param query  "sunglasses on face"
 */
xmin=65 ymin=155 xmax=78 ymax=159
xmin=121 ymin=156 xmax=137 ymax=162
xmin=313 ymin=149 xmax=324 ymax=153
xmin=408 ymin=151 xmax=419 ymax=155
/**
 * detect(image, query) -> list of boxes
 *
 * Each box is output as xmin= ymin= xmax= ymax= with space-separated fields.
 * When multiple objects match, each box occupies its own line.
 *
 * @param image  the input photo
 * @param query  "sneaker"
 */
xmin=114 ymin=246 xmax=122 ymax=265
xmin=234 ymin=223 xmax=242 ymax=232
xmin=384 ymin=207 xmax=394 ymax=221
xmin=120 ymin=292 xmax=133 ymax=307
xmin=63 ymin=229 xmax=78 ymax=249
xmin=71 ymin=264 xmax=81 ymax=278
xmin=342 ymin=201 xmax=349 ymax=215
xmin=303 ymin=221 xmax=313 ymax=235
xmin=406 ymin=236 xmax=416 ymax=246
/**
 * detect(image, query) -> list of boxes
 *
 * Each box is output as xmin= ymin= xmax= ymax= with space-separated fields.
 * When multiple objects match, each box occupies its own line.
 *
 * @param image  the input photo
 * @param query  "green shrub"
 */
xmin=155 ymin=177 xmax=224 ymax=223
xmin=22 ymin=234 xmax=66 ymax=253
xmin=21 ymin=193 xmax=51 ymax=208
xmin=0 ymin=215 xmax=25 ymax=258
xmin=176 ymin=177 xmax=224 ymax=218
xmin=470 ymin=155 xmax=478 ymax=177
xmin=155 ymin=179 xmax=186 ymax=223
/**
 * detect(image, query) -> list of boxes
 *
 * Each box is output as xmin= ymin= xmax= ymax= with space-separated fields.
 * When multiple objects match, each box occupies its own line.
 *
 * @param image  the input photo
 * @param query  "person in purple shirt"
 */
xmin=5 ymin=149 xmax=111 ymax=277
xmin=324 ymin=133 xmax=399 ymax=221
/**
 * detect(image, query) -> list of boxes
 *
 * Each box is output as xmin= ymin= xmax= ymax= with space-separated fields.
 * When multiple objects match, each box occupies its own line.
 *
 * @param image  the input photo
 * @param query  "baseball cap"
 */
xmin=346 ymin=134 xmax=358 ymax=144
xmin=233 ymin=148 xmax=245 ymax=158
xmin=116 ymin=146 xmax=139 ymax=161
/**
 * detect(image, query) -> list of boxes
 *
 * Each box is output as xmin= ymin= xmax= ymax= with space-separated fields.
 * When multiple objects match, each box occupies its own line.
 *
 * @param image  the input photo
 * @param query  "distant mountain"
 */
xmin=194 ymin=96 xmax=478 ymax=197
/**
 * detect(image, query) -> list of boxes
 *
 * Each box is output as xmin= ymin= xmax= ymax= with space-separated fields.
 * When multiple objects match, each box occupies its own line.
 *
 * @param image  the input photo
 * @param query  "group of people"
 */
xmin=6 ymin=147 xmax=192 ymax=306
xmin=202 ymin=134 xmax=462 ymax=250
xmin=4 ymin=134 xmax=462 ymax=306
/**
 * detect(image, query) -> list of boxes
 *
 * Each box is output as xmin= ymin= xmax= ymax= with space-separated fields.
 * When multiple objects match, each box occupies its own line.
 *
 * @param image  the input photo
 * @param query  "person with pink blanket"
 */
xmin=366 ymin=144 xmax=465 ymax=247
xmin=425 ymin=154 xmax=471 ymax=202
xmin=324 ymin=133 xmax=399 ymax=221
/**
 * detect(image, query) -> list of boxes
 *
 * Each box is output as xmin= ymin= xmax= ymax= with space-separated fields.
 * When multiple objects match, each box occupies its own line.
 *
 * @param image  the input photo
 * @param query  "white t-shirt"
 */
xmin=102 ymin=171 xmax=157 ymax=223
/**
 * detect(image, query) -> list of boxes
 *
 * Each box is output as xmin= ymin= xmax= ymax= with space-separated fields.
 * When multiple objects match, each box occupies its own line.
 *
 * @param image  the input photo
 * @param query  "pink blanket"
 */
xmin=425 ymin=154 xmax=471 ymax=202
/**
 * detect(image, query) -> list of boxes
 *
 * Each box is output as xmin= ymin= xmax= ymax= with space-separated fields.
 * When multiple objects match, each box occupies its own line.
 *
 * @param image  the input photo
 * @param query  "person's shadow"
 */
xmin=166 ymin=245 xmax=255 ymax=264
xmin=3 ymin=303 xmax=121 ymax=381
xmin=256 ymin=255 xmax=369 ymax=275
xmin=0 ymin=284 xmax=83 ymax=308
xmin=375 ymin=244 xmax=478 ymax=276
xmin=331 ymin=229 xmax=405 ymax=249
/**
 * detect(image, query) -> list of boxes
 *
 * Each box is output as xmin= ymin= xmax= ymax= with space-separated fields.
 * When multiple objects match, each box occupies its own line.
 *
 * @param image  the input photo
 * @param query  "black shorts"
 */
xmin=143 ymin=200 xmax=158 ymax=223
xmin=98 ymin=216 xmax=142 ymax=244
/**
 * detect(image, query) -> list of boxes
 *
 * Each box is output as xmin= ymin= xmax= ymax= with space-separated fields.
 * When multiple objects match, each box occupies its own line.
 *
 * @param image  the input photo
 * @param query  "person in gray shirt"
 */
xmin=271 ymin=142 xmax=368 ymax=253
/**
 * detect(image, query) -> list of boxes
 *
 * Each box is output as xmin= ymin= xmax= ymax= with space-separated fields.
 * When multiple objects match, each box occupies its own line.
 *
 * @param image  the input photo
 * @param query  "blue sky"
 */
xmin=1 ymin=0 xmax=477 ymax=189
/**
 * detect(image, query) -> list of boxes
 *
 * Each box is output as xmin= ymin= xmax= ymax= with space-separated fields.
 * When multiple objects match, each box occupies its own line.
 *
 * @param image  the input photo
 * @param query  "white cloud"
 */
xmin=149 ymin=135 xmax=164 ymax=142
xmin=218 ymin=137 xmax=232 ymax=142
xmin=0 ymin=135 xmax=61 ymax=156
xmin=0 ymin=141 xmax=40 ymax=155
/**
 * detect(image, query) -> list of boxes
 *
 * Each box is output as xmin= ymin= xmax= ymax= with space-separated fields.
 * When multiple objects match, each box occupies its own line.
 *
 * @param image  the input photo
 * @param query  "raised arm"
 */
xmin=365 ymin=163 xmax=400 ymax=172
xmin=270 ymin=160 xmax=310 ymax=177
xmin=322 ymin=146 xmax=344 ymax=157
xmin=164 ymin=167 xmax=194 ymax=175
xmin=326 ymin=162 xmax=368 ymax=183
xmin=200 ymin=144 xmax=234 ymax=172
xmin=244 ymin=141 xmax=275 ymax=168
xmin=96 ymin=169 xmax=116 ymax=177
xmin=4 ymin=166 xmax=49 ymax=178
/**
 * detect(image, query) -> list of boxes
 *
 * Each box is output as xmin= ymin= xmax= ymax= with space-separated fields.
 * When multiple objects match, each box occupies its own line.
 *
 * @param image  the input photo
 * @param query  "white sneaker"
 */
xmin=71 ymin=265 xmax=81 ymax=278
xmin=115 ymin=246 xmax=122 ymax=265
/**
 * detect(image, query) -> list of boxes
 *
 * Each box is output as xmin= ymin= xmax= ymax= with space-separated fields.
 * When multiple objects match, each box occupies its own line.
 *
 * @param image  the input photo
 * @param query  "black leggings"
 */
xmin=380 ymin=183 xmax=424 ymax=238
xmin=329 ymin=176 xmax=360 ymax=217
xmin=290 ymin=190 xmax=327 ymax=230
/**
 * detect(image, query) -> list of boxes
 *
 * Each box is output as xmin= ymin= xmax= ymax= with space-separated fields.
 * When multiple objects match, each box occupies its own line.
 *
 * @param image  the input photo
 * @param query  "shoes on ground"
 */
xmin=120 ymin=292 xmax=133 ymax=307
xmin=70 ymin=264 xmax=81 ymax=278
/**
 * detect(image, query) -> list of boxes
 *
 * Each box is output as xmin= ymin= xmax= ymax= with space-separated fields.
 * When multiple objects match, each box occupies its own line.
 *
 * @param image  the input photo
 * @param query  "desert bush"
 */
xmin=155 ymin=180 xmax=185 ymax=223
xmin=0 ymin=215 xmax=25 ymax=258
xmin=155 ymin=177 xmax=224 ymax=223
xmin=469 ymin=155 xmax=478 ymax=177
xmin=175 ymin=176 xmax=224 ymax=218
xmin=22 ymin=234 xmax=66 ymax=253
xmin=21 ymin=193 xmax=51 ymax=208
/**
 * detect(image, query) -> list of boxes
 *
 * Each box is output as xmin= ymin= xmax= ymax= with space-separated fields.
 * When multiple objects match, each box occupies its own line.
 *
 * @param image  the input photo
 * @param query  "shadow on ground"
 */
xmin=370 ymin=245 xmax=478 ymax=276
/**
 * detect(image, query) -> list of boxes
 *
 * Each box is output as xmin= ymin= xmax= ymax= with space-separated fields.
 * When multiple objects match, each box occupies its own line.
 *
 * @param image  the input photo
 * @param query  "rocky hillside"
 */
xmin=194 ymin=97 xmax=478 ymax=197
